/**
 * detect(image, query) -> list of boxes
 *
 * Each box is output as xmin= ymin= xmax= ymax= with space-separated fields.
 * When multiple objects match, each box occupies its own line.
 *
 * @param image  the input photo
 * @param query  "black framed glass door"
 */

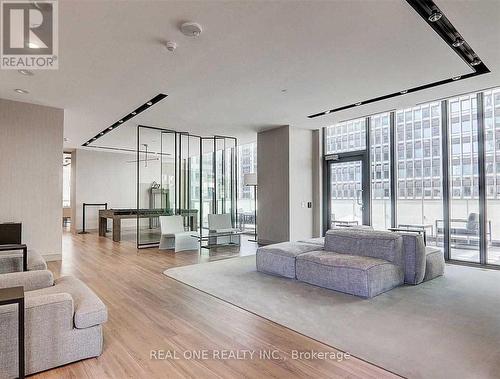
xmin=325 ymin=153 xmax=370 ymax=231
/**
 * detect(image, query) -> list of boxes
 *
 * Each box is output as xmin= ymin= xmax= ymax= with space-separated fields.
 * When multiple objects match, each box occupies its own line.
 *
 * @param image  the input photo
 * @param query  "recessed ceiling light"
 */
xmin=131 ymin=111 xmax=137 ymax=115
xmin=428 ymin=10 xmax=442 ymax=22
xmin=355 ymin=102 xmax=362 ymax=106
xmin=325 ymin=110 xmax=331 ymax=114
xmin=400 ymin=90 xmax=408 ymax=94
xmin=92 ymin=137 xmax=96 ymax=141
xmin=14 ymin=88 xmax=29 ymax=94
xmin=100 ymin=132 xmax=104 ymax=136
xmin=452 ymin=37 xmax=465 ymax=47
xmin=471 ymin=58 xmax=481 ymax=66
xmin=452 ymin=75 xmax=461 ymax=81
xmin=119 ymin=120 xmax=124 ymax=123
xmin=146 ymin=101 xmax=153 ymax=106
xmin=180 ymin=22 xmax=202 ymax=37
xmin=18 ymin=69 xmax=34 ymax=76
xmin=108 ymin=127 xmax=113 ymax=130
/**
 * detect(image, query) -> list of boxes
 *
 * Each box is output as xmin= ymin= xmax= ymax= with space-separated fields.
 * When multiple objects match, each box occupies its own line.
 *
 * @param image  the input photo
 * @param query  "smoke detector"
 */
xmin=165 ymin=41 xmax=177 ymax=52
xmin=180 ymin=22 xmax=202 ymax=37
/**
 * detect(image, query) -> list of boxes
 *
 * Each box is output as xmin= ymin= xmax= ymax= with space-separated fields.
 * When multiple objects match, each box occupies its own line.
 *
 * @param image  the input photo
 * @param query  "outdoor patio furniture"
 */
xmin=435 ymin=213 xmax=492 ymax=247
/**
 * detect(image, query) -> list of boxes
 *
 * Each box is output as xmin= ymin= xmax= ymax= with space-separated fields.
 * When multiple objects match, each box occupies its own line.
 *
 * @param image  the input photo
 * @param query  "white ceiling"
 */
xmin=0 ymin=0 xmax=499 ymax=151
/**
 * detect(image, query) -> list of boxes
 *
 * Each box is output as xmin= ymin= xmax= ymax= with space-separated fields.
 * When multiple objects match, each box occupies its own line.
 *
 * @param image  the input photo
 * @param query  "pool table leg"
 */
xmin=112 ymin=218 xmax=121 ymax=242
xmin=99 ymin=217 xmax=107 ymax=237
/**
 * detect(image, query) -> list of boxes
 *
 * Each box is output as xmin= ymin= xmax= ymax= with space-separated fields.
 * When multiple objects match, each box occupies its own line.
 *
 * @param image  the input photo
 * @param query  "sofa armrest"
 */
xmin=0 ymin=292 xmax=74 ymax=330
xmin=0 ymin=270 xmax=54 ymax=291
xmin=46 ymin=276 xmax=108 ymax=329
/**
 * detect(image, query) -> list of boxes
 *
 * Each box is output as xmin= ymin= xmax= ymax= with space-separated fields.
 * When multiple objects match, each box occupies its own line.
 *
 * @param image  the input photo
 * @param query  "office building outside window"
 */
xmin=325 ymin=118 xmax=366 ymax=154
xmin=324 ymin=86 xmax=500 ymax=265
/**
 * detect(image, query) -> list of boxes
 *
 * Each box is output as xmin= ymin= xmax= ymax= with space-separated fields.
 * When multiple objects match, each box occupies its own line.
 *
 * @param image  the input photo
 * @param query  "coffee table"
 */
xmin=191 ymin=231 xmax=242 ymax=250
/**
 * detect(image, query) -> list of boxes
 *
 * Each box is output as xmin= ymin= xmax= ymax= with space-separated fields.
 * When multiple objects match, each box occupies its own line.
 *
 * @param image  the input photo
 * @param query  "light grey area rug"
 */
xmin=164 ymin=256 xmax=500 ymax=379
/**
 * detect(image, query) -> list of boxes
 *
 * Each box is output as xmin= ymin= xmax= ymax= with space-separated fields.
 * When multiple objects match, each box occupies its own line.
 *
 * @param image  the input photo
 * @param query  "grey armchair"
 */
xmin=0 ymin=270 xmax=107 ymax=377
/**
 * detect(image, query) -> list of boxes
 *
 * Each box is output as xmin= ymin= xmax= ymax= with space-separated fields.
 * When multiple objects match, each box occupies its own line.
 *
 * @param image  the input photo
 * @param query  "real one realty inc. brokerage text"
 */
xmin=150 ymin=349 xmax=350 ymax=362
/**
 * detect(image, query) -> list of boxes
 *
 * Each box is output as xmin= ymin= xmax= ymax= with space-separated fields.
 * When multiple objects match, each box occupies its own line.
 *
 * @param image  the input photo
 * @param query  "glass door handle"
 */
xmin=356 ymin=190 xmax=363 ymax=206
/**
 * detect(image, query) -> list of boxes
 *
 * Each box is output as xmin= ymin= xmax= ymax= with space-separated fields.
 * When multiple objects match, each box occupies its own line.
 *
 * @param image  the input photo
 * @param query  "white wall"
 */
xmin=0 ymin=99 xmax=64 ymax=261
xmin=257 ymin=126 xmax=290 ymax=244
xmin=73 ymin=148 xmax=171 ymax=231
xmin=73 ymin=149 xmax=136 ymax=230
xmin=257 ymin=125 xmax=318 ymax=244
xmin=289 ymin=128 xmax=314 ymax=241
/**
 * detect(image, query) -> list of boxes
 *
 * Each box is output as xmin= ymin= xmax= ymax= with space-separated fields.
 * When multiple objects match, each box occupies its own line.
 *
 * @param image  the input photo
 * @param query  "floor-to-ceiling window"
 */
xmin=395 ymin=102 xmax=443 ymax=249
xmin=484 ymin=88 xmax=500 ymax=265
xmin=323 ymin=85 xmax=500 ymax=267
xmin=370 ymin=113 xmax=391 ymax=229
xmin=447 ymin=94 xmax=480 ymax=262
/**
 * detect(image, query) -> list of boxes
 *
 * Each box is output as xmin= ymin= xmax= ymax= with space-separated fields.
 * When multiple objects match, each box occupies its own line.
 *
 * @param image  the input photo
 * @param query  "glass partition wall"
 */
xmin=323 ymin=86 xmax=500 ymax=268
xmin=137 ymin=126 xmax=237 ymax=248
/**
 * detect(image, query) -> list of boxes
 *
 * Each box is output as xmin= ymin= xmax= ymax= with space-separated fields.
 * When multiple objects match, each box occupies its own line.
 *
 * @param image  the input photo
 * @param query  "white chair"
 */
xmin=208 ymin=214 xmax=240 ymax=246
xmin=159 ymin=215 xmax=199 ymax=252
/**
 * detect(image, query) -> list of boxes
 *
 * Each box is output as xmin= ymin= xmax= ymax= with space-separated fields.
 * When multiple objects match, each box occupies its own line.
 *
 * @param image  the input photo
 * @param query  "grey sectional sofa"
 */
xmin=256 ymin=228 xmax=445 ymax=298
xmin=256 ymin=242 xmax=323 ymax=278
xmin=0 ymin=270 xmax=107 ymax=377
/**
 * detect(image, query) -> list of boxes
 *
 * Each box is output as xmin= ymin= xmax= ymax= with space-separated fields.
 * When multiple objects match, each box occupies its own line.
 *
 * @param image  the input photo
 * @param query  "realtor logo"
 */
xmin=1 ymin=0 xmax=58 ymax=69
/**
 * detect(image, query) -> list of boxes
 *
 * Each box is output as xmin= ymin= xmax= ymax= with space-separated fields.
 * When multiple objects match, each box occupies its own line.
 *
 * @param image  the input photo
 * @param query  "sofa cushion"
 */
xmin=398 ymin=233 xmax=427 ymax=285
xmin=424 ymin=246 xmax=445 ymax=282
xmin=296 ymin=251 xmax=404 ymax=298
xmin=324 ymin=228 xmax=404 ymax=267
xmin=256 ymin=242 xmax=320 ymax=278
xmin=32 ymin=275 xmax=108 ymax=329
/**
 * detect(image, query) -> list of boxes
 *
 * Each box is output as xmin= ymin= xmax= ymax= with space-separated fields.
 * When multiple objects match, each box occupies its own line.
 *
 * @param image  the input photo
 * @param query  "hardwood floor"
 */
xmin=36 ymin=231 xmax=398 ymax=379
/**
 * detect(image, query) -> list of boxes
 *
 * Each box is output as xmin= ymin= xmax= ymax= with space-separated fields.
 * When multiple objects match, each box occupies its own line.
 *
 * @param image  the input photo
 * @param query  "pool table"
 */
xmin=99 ymin=208 xmax=198 ymax=242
